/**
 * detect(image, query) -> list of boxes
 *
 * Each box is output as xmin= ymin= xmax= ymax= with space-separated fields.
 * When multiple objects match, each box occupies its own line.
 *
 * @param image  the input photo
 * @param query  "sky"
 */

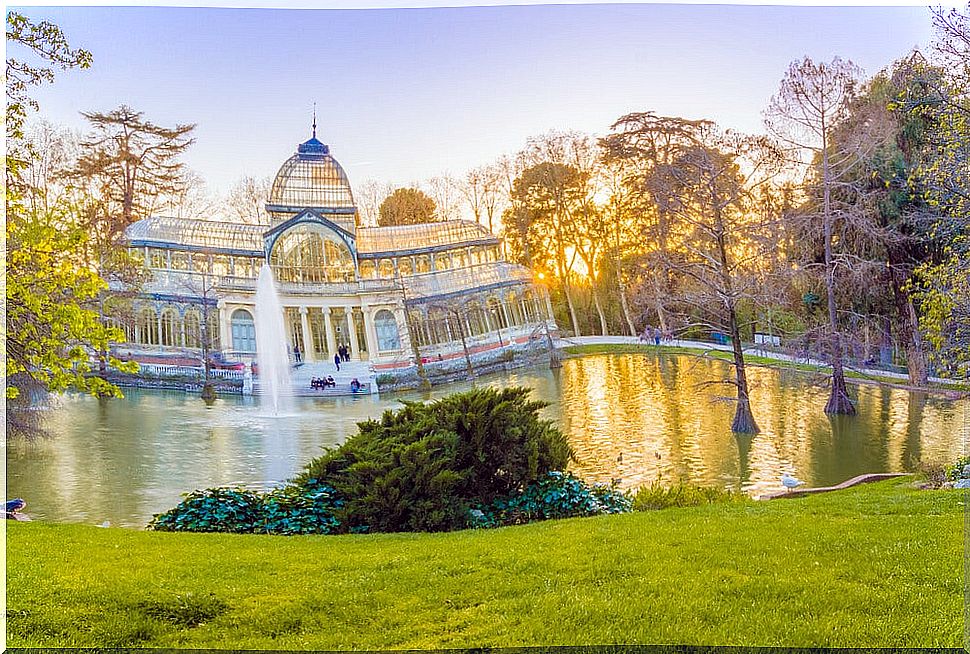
xmin=13 ymin=3 xmax=937 ymax=198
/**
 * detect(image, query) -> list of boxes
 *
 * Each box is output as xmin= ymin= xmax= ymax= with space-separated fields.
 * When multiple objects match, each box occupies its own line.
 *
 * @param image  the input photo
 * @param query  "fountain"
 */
xmin=254 ymin=264 xmax=293 ymax=415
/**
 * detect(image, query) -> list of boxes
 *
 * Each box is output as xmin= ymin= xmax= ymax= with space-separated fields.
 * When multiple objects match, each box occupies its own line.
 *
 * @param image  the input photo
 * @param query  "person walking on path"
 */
xmin=653 ymin=328 xmax=661 ymax=347
xmin=334 ymin=353 xmax=341 ymax=372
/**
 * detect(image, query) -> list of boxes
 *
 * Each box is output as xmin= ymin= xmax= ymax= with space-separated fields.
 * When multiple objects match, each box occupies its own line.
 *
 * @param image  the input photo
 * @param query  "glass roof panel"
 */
xmin=126 ymin=216 xmax=265 ymax=254
xmin=357 ymin=220 xmax=498 ymax=254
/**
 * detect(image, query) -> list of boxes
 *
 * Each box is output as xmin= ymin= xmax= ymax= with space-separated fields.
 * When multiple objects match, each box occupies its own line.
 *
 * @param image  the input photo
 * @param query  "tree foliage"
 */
xmin=73 ymin=104 xmax=196 ymax=240
xmin=295 ymin=386 xmax=573 ymax=533
xmin=5 ymin=13 xmax=136 ymax=415
xmin=377 ymin=187 xmax=438 ymax=226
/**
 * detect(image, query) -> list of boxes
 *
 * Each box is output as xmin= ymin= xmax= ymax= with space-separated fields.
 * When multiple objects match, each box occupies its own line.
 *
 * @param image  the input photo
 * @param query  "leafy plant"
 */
xmin=260 ymin=480 xmax=343 ymax=535
xmin=471 ymin=471 xmax=631 ymax=527
xmin=148 ymin=482 xmax=343 ymax=535
xmin=148 ymin=487 xmax=262 ymax=533
xmin=946 ymin=455 xmax=970 ymax=482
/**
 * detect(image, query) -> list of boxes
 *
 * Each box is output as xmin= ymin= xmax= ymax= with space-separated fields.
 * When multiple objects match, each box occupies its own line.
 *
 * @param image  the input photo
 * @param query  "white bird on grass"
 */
xmin=781 ymin=473 xmax=805 ymax=492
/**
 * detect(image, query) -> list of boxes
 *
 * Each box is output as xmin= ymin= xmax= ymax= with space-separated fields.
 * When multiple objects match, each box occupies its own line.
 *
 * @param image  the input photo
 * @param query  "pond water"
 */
xmin=6 ymin=352 xmax=967 ymax=528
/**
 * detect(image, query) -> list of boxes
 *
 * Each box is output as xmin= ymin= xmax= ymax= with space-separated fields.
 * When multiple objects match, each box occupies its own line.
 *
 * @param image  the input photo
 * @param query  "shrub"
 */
xmin=148 ymin=481 xmax=343 ymax=535
xmin=946 ymin=455 xmax=970 ymax=481
xmin=295 ymin=386 xmax=572 ymax=533
xmin=148 ymin=487 xmax=263 ymax=533
xmin=375 ymin=373 xmax=396 ymax=386
xmin=632 ymin=482 xmax=748 ymax=511
xmin=471 ymin=471 xmax=631 ymax=527
xmin=259 ymin=480 xmax=343 ymax=535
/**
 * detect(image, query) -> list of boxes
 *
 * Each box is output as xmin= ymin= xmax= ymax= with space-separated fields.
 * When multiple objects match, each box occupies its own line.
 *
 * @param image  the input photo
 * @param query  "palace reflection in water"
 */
xmin=6 ymin=353 xmax=965 ymax=527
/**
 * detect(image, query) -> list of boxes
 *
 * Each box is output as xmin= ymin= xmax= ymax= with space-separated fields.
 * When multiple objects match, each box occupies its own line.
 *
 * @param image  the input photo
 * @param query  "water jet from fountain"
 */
xmin=254 ymin=264 xmax=293 ymax=416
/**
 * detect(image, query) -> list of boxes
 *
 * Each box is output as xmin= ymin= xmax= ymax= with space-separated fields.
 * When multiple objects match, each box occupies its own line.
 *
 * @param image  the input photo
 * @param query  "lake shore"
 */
xmin=561 ymin=336 xmax=970 ymax=397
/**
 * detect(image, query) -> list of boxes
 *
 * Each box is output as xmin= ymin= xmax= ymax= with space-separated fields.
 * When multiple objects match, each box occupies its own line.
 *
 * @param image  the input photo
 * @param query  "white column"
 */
xmin=362 ymin=305 xmax=379 ymax=359
xmin=218 ymin=304 xmax=230 ymax=353
xmin=323 ymin=307 xmax=337 ymax=359
xmin=347 ymin=307 xmax=360 ymax=360
xmin=394 ymin=307 xmax=409 ymax=353
xmin=299 ymin=306 xmax=314 ymax=362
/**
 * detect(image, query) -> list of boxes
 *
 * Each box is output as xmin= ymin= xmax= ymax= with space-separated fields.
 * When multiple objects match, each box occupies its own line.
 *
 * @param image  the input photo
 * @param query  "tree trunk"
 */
xmin=652 ymin=273 xmax=669 ymax=335
xmin=821 ymin=130 xmax=856 ymax=416
xmin=617 ymin=269 xmax=637 ymax=337
xmin=728 ymin=306 xmax=759 ymax=434
xmin=555 ymin=255 xmax=581 ymax=338
xmin=887 ymin=249 xmax=928 ymax=386
xmin=590 ymin=276 xmax=609 ymax=336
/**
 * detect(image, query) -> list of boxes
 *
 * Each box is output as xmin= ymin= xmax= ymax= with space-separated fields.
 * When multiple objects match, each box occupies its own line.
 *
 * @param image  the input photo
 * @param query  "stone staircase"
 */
xmin=289 ymin=359 xmax=377 ymax=396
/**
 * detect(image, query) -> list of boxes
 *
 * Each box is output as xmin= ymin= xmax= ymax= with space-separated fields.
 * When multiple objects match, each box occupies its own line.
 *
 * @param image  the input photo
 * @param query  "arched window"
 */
xmin=415 ymin=255 xmax=431 ymax=274
xmin=138 ymin=307 xmax=159 ymax=345
xmin=378 ymin=259 xmax=395 ymax=279
xmin=231 ymin=309 xmax=256 ymax=352
xmin=270 ymin=224 xmax=354 ymax=284
xmin=397 ymin=257 xmax=413 ymax=277
xmin=359 ymin=260 xmax=376 ymax=280
xmin=487 ymin=297 xmax=507 ymax=330
xmin=374 ymin=309 xmax=401 ymax=351
xmin=184 ymin=310 xmax=202 ymax=348
xmin=160 ymin=308 xmax=180 ymax=347
xmin=434 ymin=253 xmax=452 ymax=271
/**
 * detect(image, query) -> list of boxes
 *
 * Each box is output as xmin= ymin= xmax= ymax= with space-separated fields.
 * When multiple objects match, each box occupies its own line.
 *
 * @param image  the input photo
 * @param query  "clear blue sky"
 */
xmin=14 ymin=3 xmax=935 ymax=195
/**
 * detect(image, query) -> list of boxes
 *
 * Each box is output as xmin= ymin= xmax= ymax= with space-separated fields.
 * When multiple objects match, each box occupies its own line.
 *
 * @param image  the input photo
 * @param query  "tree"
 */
xmin=425 ymin=174 xmax=462 ymax=222
xmin=378 ymin=187 xmax=437 ymax=226
xmin=460 ymin=164 xmax=506 ymax=234
xmin=6 ymin=203 xmax=135 ymax=405
xmin=766 ymin=56 xmax=863 ymax=415
xmin=5 ymin=11 xmax=91 ymax=145
xmin=510 ymin=162 xmax=586 ymax=337
xmin=907 ymin=4 xmax=970 ymax=379
xmin=647 ymin=128 xmax=782 ymax=433
xmin=225 ymin=174 xmax=271 ymax=224
xmin=73 ymin=104 xmax=196 ymax=242
xmin=354 ymin=178 xmax=394 ymax=227
xmin=5 ymin=12 xmax=136 ymax=418
xmin=601 ymin=112 xmax=714 ymax=337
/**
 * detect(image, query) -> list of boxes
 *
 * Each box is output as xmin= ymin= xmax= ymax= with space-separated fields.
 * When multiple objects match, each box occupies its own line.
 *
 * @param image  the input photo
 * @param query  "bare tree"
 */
xmin=647 ymin=128 xmax=783 ymax=433
xmin=354 ymin=178 xmax=394 ymax=227
xmin=425 ymin=174 xmax=462 ymax=222
xmin=765 ymin=57 xmax=863 ymax=415
xmin=226 ymin=174 xmax=272 ymax=224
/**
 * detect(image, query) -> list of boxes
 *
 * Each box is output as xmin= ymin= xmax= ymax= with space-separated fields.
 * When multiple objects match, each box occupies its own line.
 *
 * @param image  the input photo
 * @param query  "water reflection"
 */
xmin=6 ymin=353 xmax=966 ymax=527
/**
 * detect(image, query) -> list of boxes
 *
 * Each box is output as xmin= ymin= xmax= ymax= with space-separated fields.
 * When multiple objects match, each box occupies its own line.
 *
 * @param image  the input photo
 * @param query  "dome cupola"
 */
xmin=266 ymin=121 xmax=357 ymax=233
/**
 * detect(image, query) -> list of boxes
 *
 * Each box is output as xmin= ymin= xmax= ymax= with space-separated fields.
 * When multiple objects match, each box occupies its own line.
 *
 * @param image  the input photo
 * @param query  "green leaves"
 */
xmin=5 ymin=204 xmax=136 ymax=401
xmin=296 ymin=386 xmax=573 ymax=533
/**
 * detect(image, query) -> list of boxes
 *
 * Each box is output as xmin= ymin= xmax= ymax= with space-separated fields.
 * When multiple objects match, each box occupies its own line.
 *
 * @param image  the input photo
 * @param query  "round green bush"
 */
xmin=294 ymin=386 xmax=573 ymax=533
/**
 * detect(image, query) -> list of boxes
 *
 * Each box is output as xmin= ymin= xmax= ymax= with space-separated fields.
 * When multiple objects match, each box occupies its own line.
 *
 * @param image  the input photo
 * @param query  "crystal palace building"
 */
xmin=121 ymin=127 xmax=555 ymax=378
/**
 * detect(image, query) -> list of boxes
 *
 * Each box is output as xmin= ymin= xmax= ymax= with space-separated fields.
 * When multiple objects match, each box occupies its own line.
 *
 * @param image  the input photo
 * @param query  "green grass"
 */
xmin=7 ymin=480 xmax=961 ymax=648
xmin=562 ymin=343 xmax=970 ymax=392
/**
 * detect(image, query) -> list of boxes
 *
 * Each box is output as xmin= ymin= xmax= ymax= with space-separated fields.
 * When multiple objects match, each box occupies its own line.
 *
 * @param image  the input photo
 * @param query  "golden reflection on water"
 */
xmin=6 ymin=352 xmax=967 ymax=526
xmin=556 ymin=354 xmax=966 ymax=496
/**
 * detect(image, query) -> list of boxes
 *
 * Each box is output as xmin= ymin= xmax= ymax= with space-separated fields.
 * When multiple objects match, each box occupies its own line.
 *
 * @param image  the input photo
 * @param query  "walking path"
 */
xmin=758 ymin=473 xmax=911 ymax=500
xmin=558 ymin=335 xmax=964 ymax=390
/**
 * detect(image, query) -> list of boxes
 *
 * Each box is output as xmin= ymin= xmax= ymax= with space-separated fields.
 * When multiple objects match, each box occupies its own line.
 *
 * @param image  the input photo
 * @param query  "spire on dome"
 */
xmin=312 ymin=102 xmax=317 ymax=138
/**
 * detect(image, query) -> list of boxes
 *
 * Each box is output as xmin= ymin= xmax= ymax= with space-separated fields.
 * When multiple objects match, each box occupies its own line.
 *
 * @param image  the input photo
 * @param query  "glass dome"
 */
xmin=266 ymin=131 xmax=357 ymax=233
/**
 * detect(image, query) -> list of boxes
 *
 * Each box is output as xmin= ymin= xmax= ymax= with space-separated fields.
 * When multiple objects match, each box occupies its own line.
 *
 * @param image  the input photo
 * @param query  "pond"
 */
xmin=6 ymin=352 xmax=966 ymax=528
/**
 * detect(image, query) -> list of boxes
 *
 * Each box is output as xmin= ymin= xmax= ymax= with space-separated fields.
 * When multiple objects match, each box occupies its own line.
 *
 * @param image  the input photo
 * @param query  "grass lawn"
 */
xmin=6 ymin=480 xmax=960 ymax=649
